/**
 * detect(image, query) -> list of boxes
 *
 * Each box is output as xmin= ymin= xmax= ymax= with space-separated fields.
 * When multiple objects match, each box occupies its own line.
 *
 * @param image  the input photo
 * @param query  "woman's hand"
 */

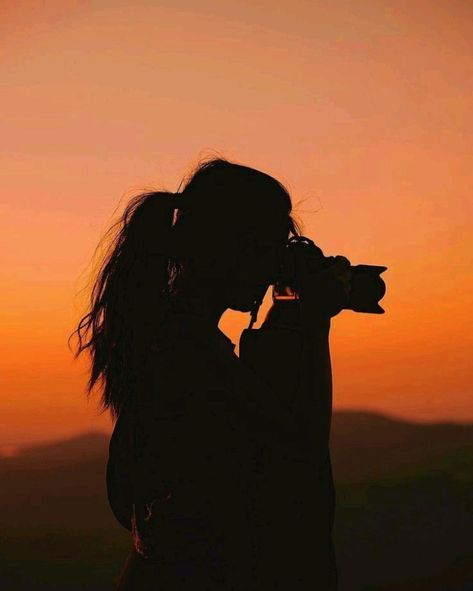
xmin=296 ymin=253 xmax=353 ymax=322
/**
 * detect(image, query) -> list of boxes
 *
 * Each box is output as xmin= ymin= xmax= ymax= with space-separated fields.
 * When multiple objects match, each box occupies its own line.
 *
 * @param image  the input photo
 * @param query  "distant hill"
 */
xmin=8 ymin=430 xmax=110 ymax=466
xmin=0 ymin=411 xmax=472 ymax=590
xmin=0 ymin=430 xmax=112 ymax=530
xmin=331 ymin=410 xmax=473 ymax=482
xmin=6 ymin=410 xmax=473 ymax=479
xmin=329 ymin=412 xmax=473 ymax=590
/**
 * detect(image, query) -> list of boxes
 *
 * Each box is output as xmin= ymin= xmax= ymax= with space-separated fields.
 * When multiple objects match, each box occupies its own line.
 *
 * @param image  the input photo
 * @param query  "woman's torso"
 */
xmin=107 ymin=307 xmax=337 ymax=589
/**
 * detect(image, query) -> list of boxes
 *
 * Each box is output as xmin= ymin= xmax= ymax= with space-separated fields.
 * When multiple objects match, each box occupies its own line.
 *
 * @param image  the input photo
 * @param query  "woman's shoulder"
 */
xmin=150 ymin=311 xmax=237 ymax=374
xmin=138 ymin=329 xmax=234 ymax=420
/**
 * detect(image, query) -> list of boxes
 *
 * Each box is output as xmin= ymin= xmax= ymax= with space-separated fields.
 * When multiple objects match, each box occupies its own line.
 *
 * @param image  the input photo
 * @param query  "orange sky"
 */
xmin=1 ymin=0 xmax=472 ymax=447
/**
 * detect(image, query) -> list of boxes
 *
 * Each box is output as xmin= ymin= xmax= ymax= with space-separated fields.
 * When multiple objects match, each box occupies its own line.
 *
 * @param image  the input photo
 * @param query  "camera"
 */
xmin=272 ymin=236 xmax=387 ymax=314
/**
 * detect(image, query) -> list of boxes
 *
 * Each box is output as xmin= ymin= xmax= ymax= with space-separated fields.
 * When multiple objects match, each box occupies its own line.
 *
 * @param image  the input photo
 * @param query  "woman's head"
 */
xmin=170 ymin=158 xmax=303 ymax=313
xmin=69 ymin=156 xmax=302 ymax=420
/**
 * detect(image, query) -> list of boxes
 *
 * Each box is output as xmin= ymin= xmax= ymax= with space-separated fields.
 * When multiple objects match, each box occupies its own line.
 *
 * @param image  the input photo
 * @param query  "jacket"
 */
xmin=106 ymin=307 xmax=337 ymax=589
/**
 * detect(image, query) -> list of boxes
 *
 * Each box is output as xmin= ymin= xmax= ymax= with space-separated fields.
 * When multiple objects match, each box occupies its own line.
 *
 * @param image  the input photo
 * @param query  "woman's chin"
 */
xmin=227 ymin=293 xmax=263 ymax=313
xmin=226 ymin=284 xmax=268 ymax=313
xmin=229 ymin=301 xmax=256 ymax=313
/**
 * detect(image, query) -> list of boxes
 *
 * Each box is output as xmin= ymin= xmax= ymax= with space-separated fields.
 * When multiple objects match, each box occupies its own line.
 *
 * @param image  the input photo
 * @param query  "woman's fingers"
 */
xmin=299 ymin=255 xmax=353 ymax=318
xmin=329 ymin=256 xmax=352 ymax=293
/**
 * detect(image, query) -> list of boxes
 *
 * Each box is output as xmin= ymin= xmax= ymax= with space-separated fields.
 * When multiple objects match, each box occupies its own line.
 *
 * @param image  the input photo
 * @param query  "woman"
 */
xmin=70 ymin=157 xmax=351 ymax=589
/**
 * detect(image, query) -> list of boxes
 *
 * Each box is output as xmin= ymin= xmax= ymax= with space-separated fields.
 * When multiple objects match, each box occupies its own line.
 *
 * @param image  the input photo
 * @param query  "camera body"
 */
xmin=272 ymin=236 xmax=387 ymax=314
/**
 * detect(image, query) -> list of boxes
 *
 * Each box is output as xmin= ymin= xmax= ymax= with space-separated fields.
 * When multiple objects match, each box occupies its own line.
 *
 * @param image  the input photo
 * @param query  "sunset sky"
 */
xmin=2 ymin=0 xmax=472 ymax=449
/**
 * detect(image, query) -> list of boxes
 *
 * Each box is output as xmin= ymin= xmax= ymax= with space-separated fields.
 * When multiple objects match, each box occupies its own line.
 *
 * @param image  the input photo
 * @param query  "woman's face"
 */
xmin=176 ymin=223 xmax=290 ymax=315
xmin=224 ymin=229 xmax=288 ymax=313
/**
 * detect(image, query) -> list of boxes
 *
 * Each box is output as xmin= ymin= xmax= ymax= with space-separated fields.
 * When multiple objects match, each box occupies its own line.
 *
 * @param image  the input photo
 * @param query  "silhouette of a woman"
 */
xmin=71 ymin=157 xmax=351 ymax=589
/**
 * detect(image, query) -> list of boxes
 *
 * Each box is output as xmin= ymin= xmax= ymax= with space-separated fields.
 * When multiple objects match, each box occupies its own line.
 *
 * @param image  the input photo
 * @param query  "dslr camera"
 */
xmin=272 ymin=236 xmax=387 ymax=314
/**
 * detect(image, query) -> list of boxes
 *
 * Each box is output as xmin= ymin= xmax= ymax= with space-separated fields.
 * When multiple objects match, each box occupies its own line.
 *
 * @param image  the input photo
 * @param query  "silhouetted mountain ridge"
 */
xmin=330 ymin=410 xmax=473 ymax=482
xmin=3 ymin=411 xmax=471 ymax=483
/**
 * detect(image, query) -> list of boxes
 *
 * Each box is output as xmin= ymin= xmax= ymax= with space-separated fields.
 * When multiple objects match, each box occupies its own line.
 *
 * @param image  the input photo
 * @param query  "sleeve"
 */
xmin=237 ymin=325 xmax=313 ymax=461
xmin=238 ymin=317 xmax=333 ymax=470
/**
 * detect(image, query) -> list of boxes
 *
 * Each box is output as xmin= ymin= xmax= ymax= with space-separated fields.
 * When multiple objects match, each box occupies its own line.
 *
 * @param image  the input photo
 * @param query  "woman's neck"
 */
xmin=167 ymin=286 xmax=227 ymax=326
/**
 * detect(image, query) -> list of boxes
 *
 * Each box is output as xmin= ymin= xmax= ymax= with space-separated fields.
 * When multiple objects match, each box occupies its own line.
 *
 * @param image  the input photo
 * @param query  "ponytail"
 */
xmin=69 ymin=190 xmax=181 ymax=421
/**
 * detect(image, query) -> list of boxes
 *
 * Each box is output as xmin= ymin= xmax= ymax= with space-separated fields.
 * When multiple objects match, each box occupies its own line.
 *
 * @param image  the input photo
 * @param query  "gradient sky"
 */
xmin=2 ymin=0 xmax=472 ymax=449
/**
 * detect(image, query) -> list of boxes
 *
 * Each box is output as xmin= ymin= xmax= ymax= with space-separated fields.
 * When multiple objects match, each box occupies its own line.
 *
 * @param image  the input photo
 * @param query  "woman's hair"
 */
xmin=68 ymin=156 xmax=303 ymax=421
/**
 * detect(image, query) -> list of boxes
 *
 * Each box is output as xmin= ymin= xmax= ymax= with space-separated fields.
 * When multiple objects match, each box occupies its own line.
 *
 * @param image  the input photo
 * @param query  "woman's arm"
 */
xmin=239 ymin=300 xmax=333 ymax=470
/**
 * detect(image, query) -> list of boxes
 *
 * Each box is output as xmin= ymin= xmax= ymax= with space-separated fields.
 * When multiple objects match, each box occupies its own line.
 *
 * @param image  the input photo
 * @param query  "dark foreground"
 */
xmin=1 ymin=411 xmax=472 ymax=590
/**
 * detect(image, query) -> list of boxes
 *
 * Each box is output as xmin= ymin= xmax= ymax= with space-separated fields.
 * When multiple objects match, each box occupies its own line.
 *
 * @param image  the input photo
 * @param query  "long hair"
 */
xmin=69 ymin=156 xmax=303 ymax=422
